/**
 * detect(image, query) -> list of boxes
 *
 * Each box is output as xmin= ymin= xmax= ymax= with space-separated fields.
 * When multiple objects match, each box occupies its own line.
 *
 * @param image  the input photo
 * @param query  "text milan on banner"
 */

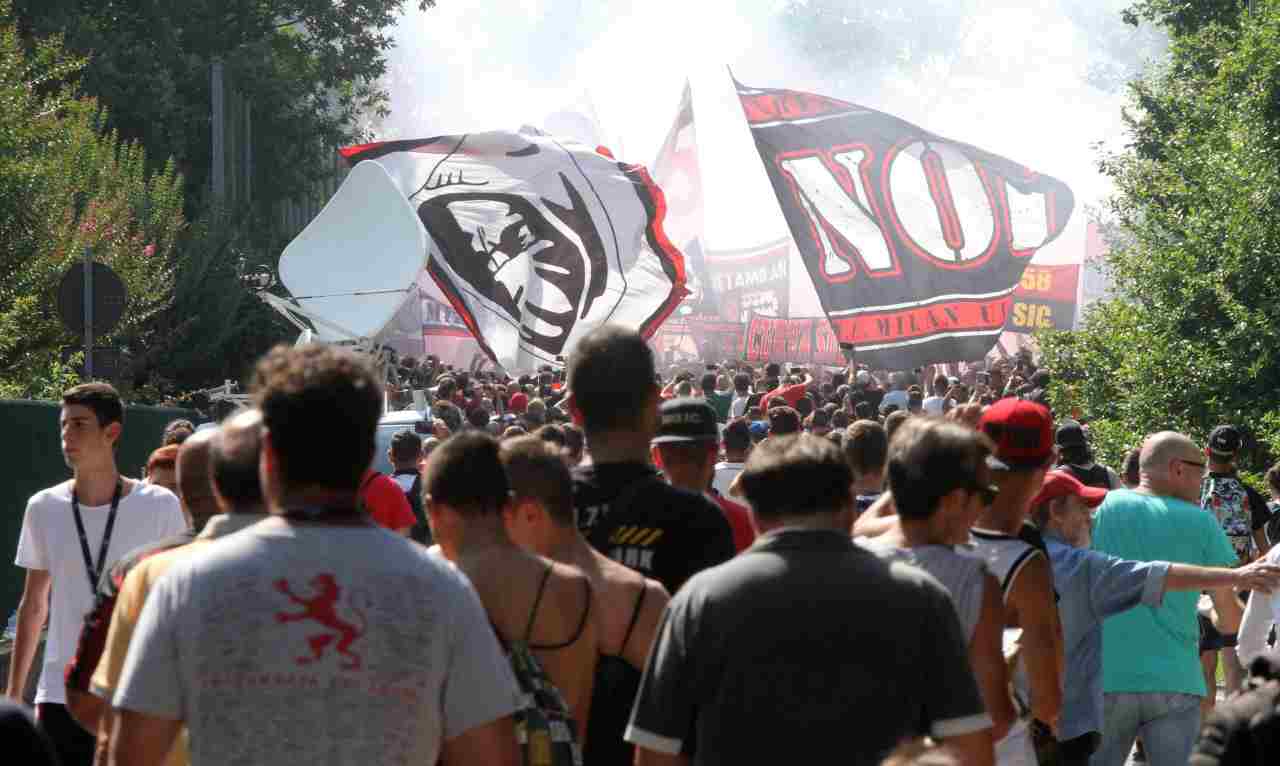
xmin=340 ymin=131 xmax=687 ymax=373
xmin=742 ymin=313 xmax=845 ymax=366
xmin=1005 ymin=264 xmax=1079 ymax=334
xmin=735 ymin=79 xmax=1074 ymax=368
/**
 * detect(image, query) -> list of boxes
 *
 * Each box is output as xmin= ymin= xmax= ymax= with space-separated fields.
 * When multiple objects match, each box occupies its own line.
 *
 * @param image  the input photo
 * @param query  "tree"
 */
xmin=0 ymin=0 xmax=188 ymax=398
xmin=13 ymin=0 xmax=435 ymax=242
xmin=1039 ymin=0 xmax=1280 ymax=473
xmin=0 ymin=2 xmax=290 ymax=402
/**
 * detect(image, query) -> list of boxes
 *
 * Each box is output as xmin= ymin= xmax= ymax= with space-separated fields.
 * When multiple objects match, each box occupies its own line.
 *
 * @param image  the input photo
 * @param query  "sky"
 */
xmin=376 ymin=0 xmax=1161 ymax=264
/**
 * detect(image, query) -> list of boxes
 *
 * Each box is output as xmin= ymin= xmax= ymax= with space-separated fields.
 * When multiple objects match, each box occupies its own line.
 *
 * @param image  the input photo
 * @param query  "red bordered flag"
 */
xmin=735 ymin=78 xmax=1074 ymax=368
xmin=341 ymin=132 xmax=687 ymax=373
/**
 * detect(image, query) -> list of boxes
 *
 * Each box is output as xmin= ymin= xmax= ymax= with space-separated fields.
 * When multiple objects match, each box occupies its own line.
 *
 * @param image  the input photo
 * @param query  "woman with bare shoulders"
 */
xmin=500 ymin=436 xmax=670 ymax=765
xmin=424 ymin=433 xmax=600 ymax=751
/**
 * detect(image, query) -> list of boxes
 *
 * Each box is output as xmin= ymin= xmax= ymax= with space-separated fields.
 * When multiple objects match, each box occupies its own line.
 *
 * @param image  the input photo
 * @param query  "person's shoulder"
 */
xmin=112 ymin=532 xmax=195 ymax=577
xmin=125 ymin=480 xmax=180 ymax=508
xmin=409 ymin=542 xmax=481 ymax=594
xmin=365 ymin=471 xmax=402 ymax=494
xmin=130 ymin=539 xmax=205 ymax=582
xmin=26 ymin=480 xmax=72 ymax=510
xmin=668 ymin=553 xmax=744 ymax=602
xmin=1165 ymin=493 xmax=1214 ymax=520
xmin=544 ymin=559 xmax=592 ymax=611
xmin=879 ymin=553 xmax=954 ymax=601
xmin=714 ymin=493 xmax=748 ymax=514
xmin=652 ymin=481 xmax=716 ymax=510
xmin=1096 ymin=488 xmax=1144 ymax=513
xmin=669 ymin=485 xmax=732 ymax=531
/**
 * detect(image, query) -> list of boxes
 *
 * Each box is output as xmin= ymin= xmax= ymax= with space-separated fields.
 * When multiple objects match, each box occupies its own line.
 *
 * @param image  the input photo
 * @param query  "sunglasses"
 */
xmin=1178 ymin=458 xmax=1207 ymax=470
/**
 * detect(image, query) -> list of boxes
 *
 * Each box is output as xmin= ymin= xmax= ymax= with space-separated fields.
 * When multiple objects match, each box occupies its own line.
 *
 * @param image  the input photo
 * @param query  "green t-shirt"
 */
xmin=1092 ymin=489 xmax=1236 ymax=696
xmin=704 ymin=390 xmax=732 ymax=423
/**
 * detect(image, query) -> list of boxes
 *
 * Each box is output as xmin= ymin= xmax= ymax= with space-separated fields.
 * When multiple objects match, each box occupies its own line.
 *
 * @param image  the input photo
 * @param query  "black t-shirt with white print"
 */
xmin=572 ymin=462 xmax=735 ymax=596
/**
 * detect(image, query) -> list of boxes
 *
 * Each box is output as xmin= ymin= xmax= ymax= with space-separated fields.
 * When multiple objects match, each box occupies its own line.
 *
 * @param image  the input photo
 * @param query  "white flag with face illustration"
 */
xmin=339 ymin=132 xmax=688 ymax=373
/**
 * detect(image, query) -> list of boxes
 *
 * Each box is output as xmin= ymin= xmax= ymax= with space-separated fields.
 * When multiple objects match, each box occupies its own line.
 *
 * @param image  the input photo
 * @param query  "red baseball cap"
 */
xmin=508 ymin=392 xmax=529 ymax=414
xmin=979 ymin=398 xmax=1055 ymax=471
xmin=1032 ymin=470 xmax=1108 ymax=509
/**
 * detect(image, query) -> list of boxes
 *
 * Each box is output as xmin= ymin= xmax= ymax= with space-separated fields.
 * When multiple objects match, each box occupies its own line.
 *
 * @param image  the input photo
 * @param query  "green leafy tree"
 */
xmin=0 ymin=1 xmax=188 ymax=398
xmin=1040 ymin=0 xmax=1280 ymax=472
xmin=128 ymin=210 xmax=290 ymax=398
xmin=14 ymin=0 xmax=435 ymax=235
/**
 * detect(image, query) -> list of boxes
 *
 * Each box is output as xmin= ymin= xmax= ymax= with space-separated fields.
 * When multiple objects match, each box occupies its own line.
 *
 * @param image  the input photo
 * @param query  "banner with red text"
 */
xmin=741 ymin=313 xmax=845 ymax=366
xmin=736 ymin=77 xmax=1075 ymax=368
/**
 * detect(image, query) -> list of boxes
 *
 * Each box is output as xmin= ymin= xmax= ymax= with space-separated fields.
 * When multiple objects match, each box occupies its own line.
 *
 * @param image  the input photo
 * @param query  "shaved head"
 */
xmin=212 ymin=409 xmax=265 ymax=512
xmin=1140 ymin=432 xmax=1198 ymax=476
xmin=1139 ymin=431 xmax=1203 ymax=502
xmin=176 ymin=428 xmax=220 ymax=532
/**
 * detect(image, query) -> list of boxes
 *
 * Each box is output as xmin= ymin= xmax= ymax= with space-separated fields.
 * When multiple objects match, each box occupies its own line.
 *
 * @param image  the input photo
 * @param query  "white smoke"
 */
xmin=378 ymin=0 xmax=1161 ymax=267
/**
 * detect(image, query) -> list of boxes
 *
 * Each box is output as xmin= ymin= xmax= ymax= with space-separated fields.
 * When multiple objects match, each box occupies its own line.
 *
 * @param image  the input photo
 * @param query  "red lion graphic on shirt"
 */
xmin=274 ymin=573 xmax=366 ymax=670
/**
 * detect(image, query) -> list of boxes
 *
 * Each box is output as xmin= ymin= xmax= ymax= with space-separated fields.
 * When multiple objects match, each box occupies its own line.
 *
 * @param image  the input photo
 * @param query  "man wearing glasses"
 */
xmin=1089 ymin=432 xmax=1245 ymax=766
xmin=1031 ymin=470 xmax=1280 ymax=766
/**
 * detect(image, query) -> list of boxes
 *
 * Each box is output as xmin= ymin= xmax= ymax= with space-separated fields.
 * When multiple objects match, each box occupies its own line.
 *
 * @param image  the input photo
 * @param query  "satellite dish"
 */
xmin=278 ymin=161 xmax=427 ymax=341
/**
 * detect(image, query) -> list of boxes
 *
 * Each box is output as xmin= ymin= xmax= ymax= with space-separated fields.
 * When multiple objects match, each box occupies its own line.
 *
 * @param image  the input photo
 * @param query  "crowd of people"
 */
xmin=6 ymin=324 xmax=1280 ymax=765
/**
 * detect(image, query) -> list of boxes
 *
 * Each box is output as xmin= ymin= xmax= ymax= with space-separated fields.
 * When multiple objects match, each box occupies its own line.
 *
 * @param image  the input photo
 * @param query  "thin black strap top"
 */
xmin=617 ymin=582 xmax=648 ymax=658
xmin=585 ymin=583 xmax=649 ymax=766
xmin=526 ymin=564 xmax=594 ymax=651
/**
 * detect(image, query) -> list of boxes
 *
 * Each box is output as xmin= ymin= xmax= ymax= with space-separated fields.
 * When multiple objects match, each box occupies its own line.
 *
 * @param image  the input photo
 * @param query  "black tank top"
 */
xmin=584 ymin=585 xmax=648 ymax=766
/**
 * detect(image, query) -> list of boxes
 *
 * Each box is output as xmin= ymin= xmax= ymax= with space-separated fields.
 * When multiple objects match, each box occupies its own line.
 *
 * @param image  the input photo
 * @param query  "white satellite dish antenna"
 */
xmin=274 ymin=160 xmax=427 ymax=343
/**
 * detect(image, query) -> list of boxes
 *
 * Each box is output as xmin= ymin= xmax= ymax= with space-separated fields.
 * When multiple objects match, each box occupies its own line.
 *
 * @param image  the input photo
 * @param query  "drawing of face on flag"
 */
xmin=341 ymin=132 xmax=687 ymax=372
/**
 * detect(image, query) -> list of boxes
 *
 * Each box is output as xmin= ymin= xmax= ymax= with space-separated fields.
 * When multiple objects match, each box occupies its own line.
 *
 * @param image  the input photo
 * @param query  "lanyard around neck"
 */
xmin=70 ymin=479 xmax=123 ymax=596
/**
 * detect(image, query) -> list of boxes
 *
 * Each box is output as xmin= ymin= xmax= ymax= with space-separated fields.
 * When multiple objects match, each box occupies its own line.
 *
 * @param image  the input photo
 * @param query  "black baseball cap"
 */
xmin=1055 ymin=420 xmax=1088 ymax=449
xmin=1208 ymin=425 xmax=1241 ymax=456
xmin=653 ymin=398 xmax=719 ymax=444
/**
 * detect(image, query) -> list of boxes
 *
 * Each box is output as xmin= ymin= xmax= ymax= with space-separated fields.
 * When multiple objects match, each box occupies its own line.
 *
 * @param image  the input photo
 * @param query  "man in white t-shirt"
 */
xmin=922 ymin=373 xmax=951 ymax=415
xmin=6 ymin=382 xmax=187 ymax=766
xmin=712 ymin=419 xmax=750 ymax=497
xmin=110 ymin=344 xmax=522 ymax=766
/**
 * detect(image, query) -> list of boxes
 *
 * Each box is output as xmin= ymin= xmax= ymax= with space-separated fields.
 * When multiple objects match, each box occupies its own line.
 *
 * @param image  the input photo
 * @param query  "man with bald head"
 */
xmin=174 ymin=428 xmax=221 ymax=533
xmin=1089 ymin=431 xmax=1241 ymax=766
xmin=86 ymin=411 xmax=271 ymax=764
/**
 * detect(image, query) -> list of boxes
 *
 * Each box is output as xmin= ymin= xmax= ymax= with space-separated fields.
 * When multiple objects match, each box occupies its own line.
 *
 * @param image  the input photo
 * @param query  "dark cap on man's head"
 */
xmin=653 ymin=398 xmax=719 ymax=444
xmin=979 ymin=398 xmax=1055 ymax=471
xmin=1055 ymin=420 xmax=1088 ymax=449
xmin=1209 ymin=425 xmax=1242 ymax=456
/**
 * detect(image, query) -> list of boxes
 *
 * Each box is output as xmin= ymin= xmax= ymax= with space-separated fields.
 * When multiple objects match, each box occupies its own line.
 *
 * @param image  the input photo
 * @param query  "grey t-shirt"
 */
xmin=861 ymin=541 xmax=989 ymax=642
xmin=114 ymin=521 xmax=520 ymax=765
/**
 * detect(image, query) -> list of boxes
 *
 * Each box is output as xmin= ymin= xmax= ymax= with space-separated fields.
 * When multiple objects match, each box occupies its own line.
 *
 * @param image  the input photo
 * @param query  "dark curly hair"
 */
xmin=252 ymin=344 xmax=381 ymax=492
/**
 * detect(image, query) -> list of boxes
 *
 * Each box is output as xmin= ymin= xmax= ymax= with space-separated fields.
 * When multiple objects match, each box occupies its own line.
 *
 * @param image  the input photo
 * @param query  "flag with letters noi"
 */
xmin=735 ymin=78 xmax=1074 ymax=368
